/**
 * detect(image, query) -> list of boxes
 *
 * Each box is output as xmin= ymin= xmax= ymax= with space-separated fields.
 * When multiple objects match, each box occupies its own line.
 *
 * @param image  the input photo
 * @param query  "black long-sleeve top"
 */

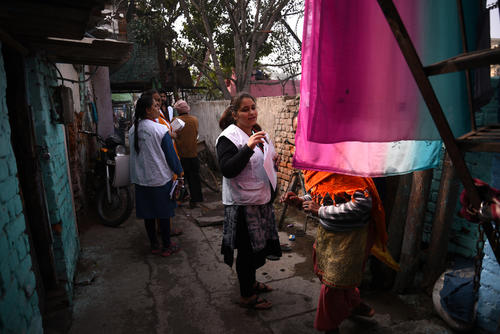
xmin=216 ymin=136 xmax=254 ymax=178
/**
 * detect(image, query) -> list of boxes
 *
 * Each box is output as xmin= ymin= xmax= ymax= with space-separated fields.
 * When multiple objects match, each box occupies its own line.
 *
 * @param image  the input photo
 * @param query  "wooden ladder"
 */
xmin=376 ymin=0 xmax=500 ymax=264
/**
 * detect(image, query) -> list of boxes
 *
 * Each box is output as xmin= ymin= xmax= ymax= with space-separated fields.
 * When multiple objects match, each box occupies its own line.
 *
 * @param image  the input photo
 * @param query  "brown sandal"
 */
xmin=171 ymin=228 xmax=183 ymax=236
xmin=239 ymin=296 xmax=272 ymax=310
xmin=253 ymin=281 xmax=273 ymax=293
xmin=351 ymin=302 xmax=375 ymax=317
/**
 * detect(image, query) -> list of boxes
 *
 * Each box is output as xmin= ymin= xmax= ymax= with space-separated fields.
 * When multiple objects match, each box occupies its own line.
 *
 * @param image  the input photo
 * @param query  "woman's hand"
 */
xmin=178 ymin=177 xmax=184 ymax=186
xmin=303 ymin=200 xmax=320 ymax=216
xmin=247 ymin=131 xmax=266 ymax=149
xmin=280 ymin=191 xmax=303 ymax=209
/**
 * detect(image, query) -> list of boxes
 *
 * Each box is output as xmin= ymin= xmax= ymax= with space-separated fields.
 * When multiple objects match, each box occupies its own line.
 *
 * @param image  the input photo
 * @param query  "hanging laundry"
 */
xmin=294 ymin=0 xmax=480 ymax=176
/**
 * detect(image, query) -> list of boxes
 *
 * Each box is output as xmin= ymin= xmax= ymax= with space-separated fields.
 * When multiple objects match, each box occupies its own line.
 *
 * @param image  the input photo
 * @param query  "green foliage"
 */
xmin=129 ymin=0 xmax=303 ymax=96
xmin=131 ymin=0 xmax=181 ymax=45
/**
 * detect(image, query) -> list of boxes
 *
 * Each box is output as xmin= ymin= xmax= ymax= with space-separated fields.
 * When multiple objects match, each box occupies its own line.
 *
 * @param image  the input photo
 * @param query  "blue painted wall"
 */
xmin=24 ymin=56 xmax=80 ymax=297
xmin=423 ymin=79 xmax=498 ymax=258
xmin=0 ymin=43 xmax=43 ymax=333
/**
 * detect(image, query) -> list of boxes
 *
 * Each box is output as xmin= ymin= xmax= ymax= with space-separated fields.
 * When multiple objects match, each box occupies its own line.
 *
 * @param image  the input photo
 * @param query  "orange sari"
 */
xmin=158 ymin=112 xmax=180 ymax=157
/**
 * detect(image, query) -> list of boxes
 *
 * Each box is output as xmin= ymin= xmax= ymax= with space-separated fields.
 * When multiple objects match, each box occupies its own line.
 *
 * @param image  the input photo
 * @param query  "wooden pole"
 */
xmin=375 ymin=173 xmax=412 ymax=289
xmin=393 ymin=170 xmax=433 ymax=293
xmin=377 ymin=0 xmax=500 ymax=265
xmin=456 ymin=0 xmax=476 ymax=132
xmin=423 ymin=154 xmax=460 ymax=288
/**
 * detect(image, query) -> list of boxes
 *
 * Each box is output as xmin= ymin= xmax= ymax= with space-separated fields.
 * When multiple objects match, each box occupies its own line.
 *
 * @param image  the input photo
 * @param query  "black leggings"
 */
xmin=181 ymin=157 xmax=203 ymax=203
xmin=235 ymin=211 xmax=265 ymax=298
xmin=144 ymin=218 xmax=171 ymax=249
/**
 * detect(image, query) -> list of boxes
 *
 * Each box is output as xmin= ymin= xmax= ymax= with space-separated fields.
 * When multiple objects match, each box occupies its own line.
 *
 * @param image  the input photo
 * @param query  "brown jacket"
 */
xmin=174 ymin=114 xmax=198 ymax=158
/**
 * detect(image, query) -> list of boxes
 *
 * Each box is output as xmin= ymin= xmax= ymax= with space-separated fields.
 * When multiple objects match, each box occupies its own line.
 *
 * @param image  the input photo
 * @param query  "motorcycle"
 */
xmin=80 ymin=130 xmax=133 ymax=226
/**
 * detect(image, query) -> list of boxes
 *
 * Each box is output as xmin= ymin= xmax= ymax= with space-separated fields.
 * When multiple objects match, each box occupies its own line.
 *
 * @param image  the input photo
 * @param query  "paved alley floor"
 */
xmin=69 ymin=187 xmax=453 ymax=334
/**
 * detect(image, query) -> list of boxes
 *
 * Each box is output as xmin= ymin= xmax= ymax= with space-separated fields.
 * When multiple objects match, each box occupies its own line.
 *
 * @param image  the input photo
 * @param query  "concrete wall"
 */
xmin=189 ymin=100 xmax=227 ymax=156
xmin=25 ymin=56 xmax=80 ymax=297
xmin=0 ymin=43 xmax=43 ymax=334
xmin=249 ymin=80 xmax=300 ymax=98
xmin=189 ymin=96 xmax=287 ymax=159
xmin=92 ymin=66 xmax=114 ymax=139
xmin=56 ymin=64 xmax=82 ymax=113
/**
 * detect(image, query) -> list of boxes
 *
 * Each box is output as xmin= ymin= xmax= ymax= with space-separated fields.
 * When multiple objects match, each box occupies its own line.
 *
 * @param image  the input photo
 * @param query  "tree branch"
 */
xmin=189 ymin=0 xmax=232 ymax=99
xmin=280 ymin=18 xmax=301 ymax=47
xmin=258 ymin=60 xmax=301 ymax=67
xmin=174 ymin=46 xmax=220 ymax=88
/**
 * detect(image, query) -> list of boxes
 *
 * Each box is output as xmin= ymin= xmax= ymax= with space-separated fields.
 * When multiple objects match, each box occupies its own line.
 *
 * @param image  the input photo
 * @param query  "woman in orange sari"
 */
xmin=281 ymin=171 xmax=399 ymax=334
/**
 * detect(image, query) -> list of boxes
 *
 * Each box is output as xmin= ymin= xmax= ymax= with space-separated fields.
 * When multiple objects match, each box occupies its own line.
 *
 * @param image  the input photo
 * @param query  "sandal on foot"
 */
xmin=239 ymin=296 xmax=272 ymax=310
xmin=253 ymin=281 xmax=273 ymax=293
xmin=151 ymin=248 xmax=161 ymax=255
xmin=171 ymin=228 xmax=183 ymax=237
xmin=161 ymin=243 xmax=180 ymax=257
xmin=351 ymin=302 xmax=375 ymax=317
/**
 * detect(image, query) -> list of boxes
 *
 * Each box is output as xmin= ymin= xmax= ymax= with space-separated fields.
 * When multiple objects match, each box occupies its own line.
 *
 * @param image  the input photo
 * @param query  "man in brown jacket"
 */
xmin=173 ymin=100 xmax=203 ymax=207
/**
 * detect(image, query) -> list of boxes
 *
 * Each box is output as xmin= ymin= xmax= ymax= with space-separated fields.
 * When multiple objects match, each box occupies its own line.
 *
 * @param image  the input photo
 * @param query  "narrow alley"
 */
xmin=68 ymin=187 xmax=452 ymax=334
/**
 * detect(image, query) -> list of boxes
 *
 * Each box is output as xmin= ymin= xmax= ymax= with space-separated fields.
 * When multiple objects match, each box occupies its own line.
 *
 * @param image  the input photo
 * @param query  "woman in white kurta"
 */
xmin=129 ymin=93 xmax=183 ymax=257
xmin=216 ymin=92 xmax=281 ymax=310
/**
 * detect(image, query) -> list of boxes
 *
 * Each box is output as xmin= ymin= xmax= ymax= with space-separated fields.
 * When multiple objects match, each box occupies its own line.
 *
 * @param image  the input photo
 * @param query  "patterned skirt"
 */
xmin=221 ymin=203 xmax=282 ymax=267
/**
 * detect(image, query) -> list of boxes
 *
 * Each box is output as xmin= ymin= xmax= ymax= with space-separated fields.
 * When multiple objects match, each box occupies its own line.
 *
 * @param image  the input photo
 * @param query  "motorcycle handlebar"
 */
xmin=79 ymin=130 xmax=97 ymax=136
xmin=79 ymin=130 xmax=105 ymax=144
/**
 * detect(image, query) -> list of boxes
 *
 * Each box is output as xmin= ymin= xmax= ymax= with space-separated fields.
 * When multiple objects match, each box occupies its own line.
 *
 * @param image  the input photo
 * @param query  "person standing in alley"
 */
xmin=216 ymin=92 xmax=282 ymax=310
xmin=129 ymin=93 xmax=183 ymax=257
xmin=173 ymin=99 xmax=203 ymax=207
xmin=144 ymin=89 xmax=183 ymax=236
xmin=281 ymin=171 xmax=399 ymax=333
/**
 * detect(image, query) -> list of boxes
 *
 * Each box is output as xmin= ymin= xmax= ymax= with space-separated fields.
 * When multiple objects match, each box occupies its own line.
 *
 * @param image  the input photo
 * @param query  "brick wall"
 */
xmin=25 ymin=56 xmax=80 ymax=298
xmin=476 ymin=79 xmax=500 ymax=333
xmin=0 ymin=43 xmax=43 ymax=334
xmin=477 ymin=234 xmax=500 ymax=332
xmin=274 ymin=97 xmax=300 ymax=194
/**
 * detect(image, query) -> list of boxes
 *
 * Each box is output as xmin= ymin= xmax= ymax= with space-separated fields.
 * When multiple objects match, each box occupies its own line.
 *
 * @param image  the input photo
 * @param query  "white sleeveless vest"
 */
xmin=216 ymin=124 xmax=271 ymax=205
xmin=129 ymin=119 xmax=174 ymax=187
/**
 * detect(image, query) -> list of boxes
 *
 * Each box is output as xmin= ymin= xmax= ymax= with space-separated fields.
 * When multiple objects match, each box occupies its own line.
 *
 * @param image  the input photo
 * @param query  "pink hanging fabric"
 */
xmin=294 ymin=0 xmax=472 ymax=176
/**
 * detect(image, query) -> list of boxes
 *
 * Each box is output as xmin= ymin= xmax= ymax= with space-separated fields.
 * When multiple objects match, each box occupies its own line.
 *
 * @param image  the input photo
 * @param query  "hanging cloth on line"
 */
xmin=294 ymin=0 xmax=480 ymax=177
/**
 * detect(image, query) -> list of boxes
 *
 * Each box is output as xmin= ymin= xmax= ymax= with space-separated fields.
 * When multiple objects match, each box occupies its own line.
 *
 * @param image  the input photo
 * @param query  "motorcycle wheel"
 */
xmin=97 ymin=186 xmax=133 ymax=227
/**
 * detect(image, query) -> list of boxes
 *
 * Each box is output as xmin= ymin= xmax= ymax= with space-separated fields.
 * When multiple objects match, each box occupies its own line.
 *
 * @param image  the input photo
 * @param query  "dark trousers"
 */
xmin=181 ymin=157 xmax=203 ymax=203
xmin=235 ymin=212 xmax=259 ymax=298
xmin=144 ymin=218 xmax=170 ymax=249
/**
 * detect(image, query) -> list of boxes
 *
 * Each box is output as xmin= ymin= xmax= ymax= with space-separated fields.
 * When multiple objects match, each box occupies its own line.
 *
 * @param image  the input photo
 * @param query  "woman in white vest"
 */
xmin=129 ymin=93 xmax=183 ymax=257
xmin=216 ymin=92 xmax=281 ymax=310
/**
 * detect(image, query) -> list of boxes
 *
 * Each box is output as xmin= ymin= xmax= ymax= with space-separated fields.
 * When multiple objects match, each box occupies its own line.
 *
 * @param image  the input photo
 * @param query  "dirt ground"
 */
xmin=63 ymin=184 xmax=458 ymax=334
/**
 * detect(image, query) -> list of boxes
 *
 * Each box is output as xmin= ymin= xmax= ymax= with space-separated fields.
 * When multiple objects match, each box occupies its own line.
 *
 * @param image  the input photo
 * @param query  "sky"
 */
xmin=490 ymin=7 xmax=500 ymax=38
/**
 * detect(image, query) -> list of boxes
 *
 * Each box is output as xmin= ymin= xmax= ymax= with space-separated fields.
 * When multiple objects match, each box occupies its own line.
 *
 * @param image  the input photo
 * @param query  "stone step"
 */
xmin=194 ymin=215 xmax=224 ymax=227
